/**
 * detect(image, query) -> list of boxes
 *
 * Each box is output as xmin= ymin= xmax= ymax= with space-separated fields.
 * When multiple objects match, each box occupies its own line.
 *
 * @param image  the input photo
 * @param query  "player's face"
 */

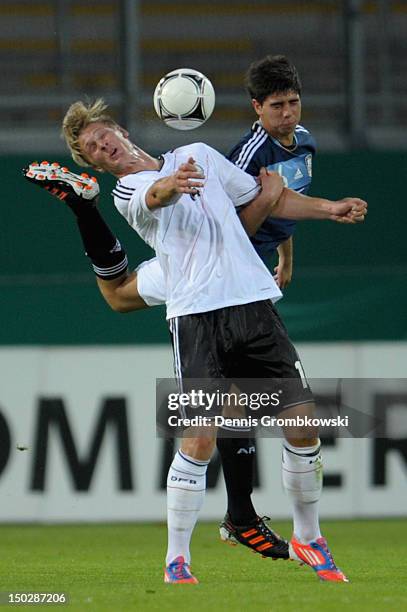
xmin=252 ymin=91 xmax=301 ymax=145
xmin=78 ymin=122 xmax=136 ymax=175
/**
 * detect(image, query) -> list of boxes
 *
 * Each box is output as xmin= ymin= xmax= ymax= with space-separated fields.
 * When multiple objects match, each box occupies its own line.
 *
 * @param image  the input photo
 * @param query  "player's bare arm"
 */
xmin=271 ymin=188 xmax=367 ymax=223
xmin=238 ymin=168 xmax=284 ymax=235
xmin=275 ymin=237 xmax=293 ymax=289
xmin=145 ymin=157 xmax=204 ymax=209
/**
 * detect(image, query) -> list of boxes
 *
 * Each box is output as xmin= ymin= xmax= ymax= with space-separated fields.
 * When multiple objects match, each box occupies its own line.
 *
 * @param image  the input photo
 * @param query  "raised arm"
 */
xmin=145 ymin=157 xmax=204 ymax=209
xmin=238 ymin=168 xmax=284 ymax=235
xmin=271 ymin=187 xmax=367 ymax=223
xmin=238 ymin=166 xmax=366 ymax=239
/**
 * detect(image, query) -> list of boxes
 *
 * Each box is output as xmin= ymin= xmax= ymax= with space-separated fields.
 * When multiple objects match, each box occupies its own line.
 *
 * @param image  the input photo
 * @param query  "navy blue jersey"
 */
xmin=228 ymin=121 xmax=316 ymax=259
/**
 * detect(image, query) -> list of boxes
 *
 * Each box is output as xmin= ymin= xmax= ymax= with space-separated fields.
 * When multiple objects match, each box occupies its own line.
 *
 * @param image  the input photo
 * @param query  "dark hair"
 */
xmin=245 ymin=55 xmax=302 ymax=103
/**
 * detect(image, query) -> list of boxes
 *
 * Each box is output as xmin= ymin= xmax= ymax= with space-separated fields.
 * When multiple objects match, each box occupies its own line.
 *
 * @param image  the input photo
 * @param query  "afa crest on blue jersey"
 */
xmin=268 ymin=153 xmax=313 ymax=192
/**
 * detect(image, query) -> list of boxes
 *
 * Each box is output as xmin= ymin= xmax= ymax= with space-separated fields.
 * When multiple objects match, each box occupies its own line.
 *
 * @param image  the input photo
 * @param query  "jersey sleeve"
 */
xmin=238 ymin=155 xmax=263 ymax=177
xmin=229 ymin=145 xmax=263 ymax=177
xmin=207 ymin=146 xmax=260 ymax=207
xmin=228 ymin=125 xmax=268 ymax=177
xmin=112 ymin=176 xmax=160 ymax=249
xmin=135 ymin=257 xmax=166 ymax=306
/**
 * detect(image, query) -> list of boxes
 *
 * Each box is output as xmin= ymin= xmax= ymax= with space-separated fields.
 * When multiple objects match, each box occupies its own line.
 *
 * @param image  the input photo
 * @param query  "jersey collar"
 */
xmin=253 ymin=120 xmax=299 ymax=153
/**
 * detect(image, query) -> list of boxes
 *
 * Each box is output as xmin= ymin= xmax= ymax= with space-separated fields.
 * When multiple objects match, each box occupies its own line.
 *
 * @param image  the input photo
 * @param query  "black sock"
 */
xmin=75 ymin=207 xmax=128 ymax=279
xmin=216 ymin=436 xmax=257 ymax=525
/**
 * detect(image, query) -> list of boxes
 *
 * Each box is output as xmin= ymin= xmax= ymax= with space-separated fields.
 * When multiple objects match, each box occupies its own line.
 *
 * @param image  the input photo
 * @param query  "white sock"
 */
xmin=282 ymin=440 xmax=323 ymax=544
xmin=166 ymin=450 xmax=209 ymax=565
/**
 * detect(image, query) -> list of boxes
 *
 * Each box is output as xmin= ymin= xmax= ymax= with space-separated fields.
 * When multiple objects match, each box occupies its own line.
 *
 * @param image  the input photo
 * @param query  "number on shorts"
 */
xmin=295 ymin=360 xmax=309 ymax=389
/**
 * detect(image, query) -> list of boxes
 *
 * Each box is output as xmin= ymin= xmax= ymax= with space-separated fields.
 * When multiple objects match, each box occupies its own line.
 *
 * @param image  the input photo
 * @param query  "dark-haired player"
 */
xmin=218 ymin=55 xmax=336 ymax=577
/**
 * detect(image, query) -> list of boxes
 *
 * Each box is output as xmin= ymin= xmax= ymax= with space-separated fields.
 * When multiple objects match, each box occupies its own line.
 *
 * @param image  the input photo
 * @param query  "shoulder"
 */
xmin=227 ymin=126 xmax=257 ymax=159
xmin=169 ymin=142 xmax=224 ymax=169
xmin=229 ymin=122 xmax=269 ymax=172
xmin=174 ymin=142 xmax=234 ymax=173
xmin=228 ymin=122 xmax=267 ymax=158
xmin=112 ymin=174 xmax=140 ymax=202
xmin=112 ymin=172 xmax=157 ymax=216
xmin=173 ymin=142 xmax=211 ymax=157
xmin=295 ymin=124 xmax=317 ymax=152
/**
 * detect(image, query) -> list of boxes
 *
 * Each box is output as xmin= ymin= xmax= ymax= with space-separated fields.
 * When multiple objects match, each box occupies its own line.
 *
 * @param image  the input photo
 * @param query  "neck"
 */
xmin=115 ymin=145 xmax=161 ymax=178
xmin=278 ymin=134 xmax=295 ymax=147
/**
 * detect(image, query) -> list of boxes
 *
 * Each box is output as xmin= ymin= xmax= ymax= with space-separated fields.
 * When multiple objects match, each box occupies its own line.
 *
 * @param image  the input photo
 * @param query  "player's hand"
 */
xmin=329 ymin=197 xmax=367 ymax=224
xmin=273 ymin=261 xmax=293 ymax=289
xmin=173 ymin=157 xmax=205 ymax=196
xmin=258 ymin=168 xmax=285 ymax=207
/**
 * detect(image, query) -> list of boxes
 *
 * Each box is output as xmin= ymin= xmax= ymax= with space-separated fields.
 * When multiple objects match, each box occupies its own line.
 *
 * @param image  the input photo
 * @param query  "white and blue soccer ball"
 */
xmin=153 ymin=68 xmax=215 ymax=130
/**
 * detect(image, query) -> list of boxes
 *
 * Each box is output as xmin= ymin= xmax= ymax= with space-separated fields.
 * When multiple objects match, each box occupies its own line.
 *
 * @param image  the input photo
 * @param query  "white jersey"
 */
xmin=113 ymin=142 xmax=282 ymax=318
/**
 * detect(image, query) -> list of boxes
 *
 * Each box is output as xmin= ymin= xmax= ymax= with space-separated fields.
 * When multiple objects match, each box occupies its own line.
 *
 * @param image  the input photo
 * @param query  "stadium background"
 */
xmin=1 ymin=1 xmax=406 ymax=524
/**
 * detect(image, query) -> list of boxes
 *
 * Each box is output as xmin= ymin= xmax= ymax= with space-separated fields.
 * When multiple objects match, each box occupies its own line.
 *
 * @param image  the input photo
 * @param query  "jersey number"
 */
xmin=295 ymin=360 xmax=309 ymax=389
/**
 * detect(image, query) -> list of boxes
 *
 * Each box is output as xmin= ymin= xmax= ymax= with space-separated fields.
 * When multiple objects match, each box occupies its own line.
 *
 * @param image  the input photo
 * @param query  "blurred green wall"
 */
xmin=2 ymin=151 xmax=406 ymax=344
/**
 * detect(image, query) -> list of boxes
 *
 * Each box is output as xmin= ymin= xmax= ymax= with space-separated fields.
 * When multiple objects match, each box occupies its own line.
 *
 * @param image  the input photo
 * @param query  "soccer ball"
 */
xmin=153 ymin=68 xmax=215 ymax=130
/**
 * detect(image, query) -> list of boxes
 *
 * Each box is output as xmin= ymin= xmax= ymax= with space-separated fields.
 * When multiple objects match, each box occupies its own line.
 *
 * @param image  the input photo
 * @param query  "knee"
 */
xmin=181 ymin=436 xmax=215 ymax=460
xmin=285 ymin=435 xmax=319 ymax=448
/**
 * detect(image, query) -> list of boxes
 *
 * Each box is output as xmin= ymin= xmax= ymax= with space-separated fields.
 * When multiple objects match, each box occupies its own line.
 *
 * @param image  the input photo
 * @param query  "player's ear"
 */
xmin=119 ymin=127 xmax=129 ymax=139
xmin=251 ymin=98 xmax=262 ymax=116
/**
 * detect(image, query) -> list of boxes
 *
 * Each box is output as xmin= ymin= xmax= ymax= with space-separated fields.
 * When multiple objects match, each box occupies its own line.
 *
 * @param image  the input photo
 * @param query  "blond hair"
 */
xmin=61 ymin=98 xmax=118 ymax=167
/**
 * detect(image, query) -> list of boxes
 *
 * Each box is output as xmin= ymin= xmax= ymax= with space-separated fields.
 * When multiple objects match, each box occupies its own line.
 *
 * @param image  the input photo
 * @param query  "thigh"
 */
xmin=169 ymin=313 xmax=223 ymax=380
xmin=168 ymin=313 xmax=229 ymax=420
xmin=236 ymin=301 xmax=314 ymax=413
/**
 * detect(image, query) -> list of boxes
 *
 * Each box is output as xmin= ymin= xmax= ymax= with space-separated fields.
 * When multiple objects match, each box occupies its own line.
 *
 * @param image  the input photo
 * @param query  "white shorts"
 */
xmin=135 ymin=257 xmax=166 ymax=307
